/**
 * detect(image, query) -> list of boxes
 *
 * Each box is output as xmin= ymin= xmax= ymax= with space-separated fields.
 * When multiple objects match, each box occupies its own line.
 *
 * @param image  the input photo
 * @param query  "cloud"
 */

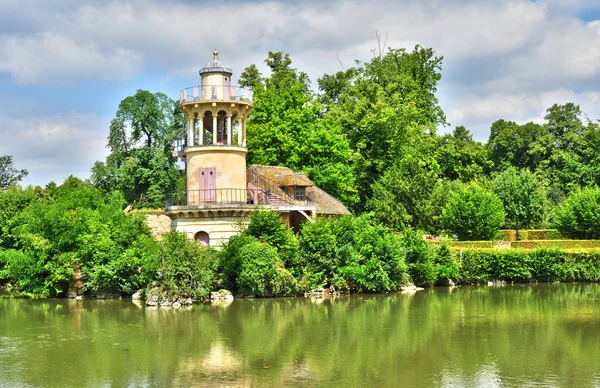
xmin=0 ymin=0 xmax=600 ymax=164
xmin=0 ymin=33 xmax=143 ymax=84
xmin=0 ymin=112 xmax=110 ymax=186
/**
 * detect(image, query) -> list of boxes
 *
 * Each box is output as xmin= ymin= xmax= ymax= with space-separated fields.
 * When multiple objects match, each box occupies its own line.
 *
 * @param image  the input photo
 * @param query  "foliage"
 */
xmin=399 ymin=229 xmax=459 ymax=286
xmin=91 ymin=90 xmax=184 ymax=208
xmin=0 ymin=155 xmax=28 ymax=190
xmin=441 ymin=184 xmax=505 ymax=240
xmin=553 ymin=188 xmax=600 ymax=239
xmin=240 ymin=52 xmax=358 ymax=207
xmin=491 ymin=167 xmax=547 ymax=236
xmin=437 ymin=126 xmax=492 ymax=182
xmin=151 ymin=231 xmax=217 ymax=300
xmin=298 ymin=215 xmax=407 ymax=292
xmin=236 ymin=241 xmax=281 ymax=297
xmin=460 ymin=249 xmax=600 ymax=283
xmin=321 ymin=45 xmax=446 ymax=211
xmin=0 ymin=178 xmax=159 ymax=297
xmin=368 ymin=150 xmax=439 ymax=231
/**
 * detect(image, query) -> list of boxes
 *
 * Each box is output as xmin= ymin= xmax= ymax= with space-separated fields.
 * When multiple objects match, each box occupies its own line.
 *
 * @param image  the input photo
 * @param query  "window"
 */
xmin=295 ymin=186 xmax=305 ymax=201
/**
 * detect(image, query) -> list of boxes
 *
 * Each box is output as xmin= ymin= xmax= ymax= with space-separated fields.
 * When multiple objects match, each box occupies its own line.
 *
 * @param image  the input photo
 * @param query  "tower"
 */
xmin=166 ymin=51 xmax=335 ymax=247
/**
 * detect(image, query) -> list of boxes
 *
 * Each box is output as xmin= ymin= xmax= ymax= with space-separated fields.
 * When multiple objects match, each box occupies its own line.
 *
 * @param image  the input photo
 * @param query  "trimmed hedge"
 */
xmin=510 ymin=240 xmax=600 ymax=250
xmin=429 ymin=240 xmax=493 ymax=249
xmin=459 ymin=249 xmax=600 ymax=283
xmin=500 ymin=229 xmax=562 ymax=241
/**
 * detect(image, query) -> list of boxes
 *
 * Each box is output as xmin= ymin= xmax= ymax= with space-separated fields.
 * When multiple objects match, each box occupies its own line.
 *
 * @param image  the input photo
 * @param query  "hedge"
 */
xmin=500 ymin=229 xmax=562 ymax=241
xmin=510 ymin=240 xmax=600 ymax=250
xmin=458 ymin=249 xmax=600 ymax=283
xmin=428 ymin=241 xmax=493 ymax=249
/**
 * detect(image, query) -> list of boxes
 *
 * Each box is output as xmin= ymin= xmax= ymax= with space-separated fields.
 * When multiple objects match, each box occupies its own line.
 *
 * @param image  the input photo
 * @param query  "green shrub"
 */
xmin=458 ymin=248 xmax=600 ymax=283
xmin=510 ymin=240 xmax=600 ymax=250
xmin=237 ymin=241 xmax=280 ymax=296
xmin=441 ymin=184 xmax=505 ymax=240
xmin=299 ymin=215 xmax=407 ymax=292
xmin=150 ymin=231 xmax=217 ymax=300
xmin=553 ymin=188 xmax=600 ymax=239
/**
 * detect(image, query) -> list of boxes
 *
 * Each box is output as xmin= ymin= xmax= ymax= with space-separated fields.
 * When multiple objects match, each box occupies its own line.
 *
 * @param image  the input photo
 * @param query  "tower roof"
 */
xmin=199 ymin=50 xmax=233 ymax=76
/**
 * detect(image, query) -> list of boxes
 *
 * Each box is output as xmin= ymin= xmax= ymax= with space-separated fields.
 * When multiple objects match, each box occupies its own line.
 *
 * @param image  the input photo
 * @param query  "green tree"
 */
xmin=437 ymin=126 xmax=491 ymax=181
xmin=368 ymin=151 xmax=439 ymax=231
xmin=441 ymin=184 xmax=505 ymax=240
xmin=240 ymin=52 xmax=358 ymax=206
xmin=491 ymin=167 xmax=547 ymax=238
xmin=91 ymin=90 xmax=185 ymax=208
xmin=553 ymin=188 xmax=600 ymax=239
xmin=321 ymin=45 xmax=446 ymax=210
xmin=0 ymin=155 xmax=28 ymax=190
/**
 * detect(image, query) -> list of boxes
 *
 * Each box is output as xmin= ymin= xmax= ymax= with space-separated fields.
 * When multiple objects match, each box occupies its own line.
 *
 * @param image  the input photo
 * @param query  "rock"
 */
xmin=75 ymin=295 xmax=84 ymax=301
xmin=146 ymin=300 xmax=158 ymax=306
xmin=211 ymin=289 xmax=234 ymax=301
xmin=172 ymin=302 xmax=182 ymax=308
xmin=132 ymin=289 xmax=144 ymax=300
xmin=400 ymin=285 xmax=424 ymax=293
xmin=487 ymin=281 xmax=494 ymax=286
xmin=160 ymin=301 xmax=173 ymax=307
xmin=439 ymin=278 xmax=456 ymax=287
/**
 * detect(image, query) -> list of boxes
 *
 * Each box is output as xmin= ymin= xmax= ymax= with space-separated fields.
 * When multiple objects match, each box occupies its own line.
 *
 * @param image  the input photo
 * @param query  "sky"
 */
xmin=1 ymin=0 xmax=600 ymax=187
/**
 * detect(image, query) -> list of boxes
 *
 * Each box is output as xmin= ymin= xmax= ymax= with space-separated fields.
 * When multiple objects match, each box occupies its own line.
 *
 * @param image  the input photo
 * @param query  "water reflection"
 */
xmin=0 ymin=284 xmax=599 ymax=387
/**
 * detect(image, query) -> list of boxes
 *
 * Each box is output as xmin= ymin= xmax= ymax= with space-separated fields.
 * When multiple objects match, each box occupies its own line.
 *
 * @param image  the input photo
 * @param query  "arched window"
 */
xmin=194 ymin=231 xmax=210 ymax=246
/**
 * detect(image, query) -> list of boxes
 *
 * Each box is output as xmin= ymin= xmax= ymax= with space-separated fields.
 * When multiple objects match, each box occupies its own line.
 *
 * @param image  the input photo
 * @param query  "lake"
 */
xmin=1 ymin=284 xmax=600 ymax=387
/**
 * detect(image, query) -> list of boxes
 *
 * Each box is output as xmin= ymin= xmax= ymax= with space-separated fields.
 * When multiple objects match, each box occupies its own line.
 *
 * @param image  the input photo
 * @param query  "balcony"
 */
xmin=165 ymin=188 xmax=314 ymax=210
xmin=179 ymin=85 xmax=253 ymax=105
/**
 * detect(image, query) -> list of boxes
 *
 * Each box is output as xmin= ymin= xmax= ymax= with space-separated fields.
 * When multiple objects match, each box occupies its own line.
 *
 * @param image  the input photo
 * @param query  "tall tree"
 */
xmin=0 ymin=155 xmax=28 ymax=190
xmin=436 ymin=126 xmax=492 ymax=182
xmin=491 ymin=167 xmax=547 ymax=239
xmin=91 ymin=90 xmax=185 ymax=208
xmin=321 ymin=45 xmax=446 ymax=210
xmin=240 ymin=52 xmax=358 ymax=207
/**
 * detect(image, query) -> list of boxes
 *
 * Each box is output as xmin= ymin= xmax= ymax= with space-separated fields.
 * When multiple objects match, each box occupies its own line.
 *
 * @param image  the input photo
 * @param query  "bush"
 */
xmin=441 ymin=184 xmax=505 ymax=240
xmin=459 ymin=248 xmax=600 ymax=283
xmin=501 ymin=229 xmax=562 ymax=241
xmin=553 ymin=188 xmax=600 ymax=239
xmin=237 ymin=241 xmax=281 ymax=296
xmin=299 ymin=215 xmax=407 ymax=292
xmin=150 ymin=231 xmax=217 ymax=300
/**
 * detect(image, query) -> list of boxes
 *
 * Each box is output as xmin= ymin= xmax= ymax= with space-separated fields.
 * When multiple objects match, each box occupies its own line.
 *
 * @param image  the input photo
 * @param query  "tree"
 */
xmin=0 ymin=155 xmax=28 ymax=190
xmin=91 ymin=90 xmax=185 ymax=208
xmin=368 ymin=151 xmax=439 ymax=231
xmin=321 ymin=45 xmax=446 ymax=210
xmin=441 ymin=184 xmax=505 ymax=240
xmin=436 ymin=126 xmax=492 ymax=181
xmin=240 ymin=52 xmax=358 ymax=206
xmin=486 ymin=120 xmax=549 ymax=171
xmin=553 ymin=188 xmax=600 ymax=239
xmin=491 ymin=167 xmax=547 ymax=239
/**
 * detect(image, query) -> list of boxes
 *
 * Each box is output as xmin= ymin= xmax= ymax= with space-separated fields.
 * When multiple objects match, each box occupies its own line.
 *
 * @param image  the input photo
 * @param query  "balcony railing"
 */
xmin=165 ymin=188 xmax=314 ymax=208
xmin=179 ymin=85 xmax=253 ymax=104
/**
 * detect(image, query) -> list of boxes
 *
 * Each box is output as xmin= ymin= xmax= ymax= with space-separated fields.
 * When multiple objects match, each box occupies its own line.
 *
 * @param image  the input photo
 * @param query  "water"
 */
xmin=1 ymin=284 xmax=600 ymax=387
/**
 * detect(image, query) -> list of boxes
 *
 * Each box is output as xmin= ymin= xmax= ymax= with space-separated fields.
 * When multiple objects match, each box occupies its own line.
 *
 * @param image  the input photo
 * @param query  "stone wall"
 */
xmin=145 ymin=214 xmax=172 ymax=240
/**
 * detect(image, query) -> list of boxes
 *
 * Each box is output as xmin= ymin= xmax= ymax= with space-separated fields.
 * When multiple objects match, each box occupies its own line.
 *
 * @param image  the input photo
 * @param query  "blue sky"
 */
xmin=1 ymin=0 xmax=599 ymax=186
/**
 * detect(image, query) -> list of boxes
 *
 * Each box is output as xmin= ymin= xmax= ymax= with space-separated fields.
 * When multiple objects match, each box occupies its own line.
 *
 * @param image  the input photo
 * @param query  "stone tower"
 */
xmin=166 ymin=51 xmax=323 ymax=247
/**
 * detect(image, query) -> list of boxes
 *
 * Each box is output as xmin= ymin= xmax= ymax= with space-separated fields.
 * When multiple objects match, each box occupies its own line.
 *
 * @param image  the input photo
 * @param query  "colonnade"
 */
xmin=186 ymin=114 xmax=246 ymax=147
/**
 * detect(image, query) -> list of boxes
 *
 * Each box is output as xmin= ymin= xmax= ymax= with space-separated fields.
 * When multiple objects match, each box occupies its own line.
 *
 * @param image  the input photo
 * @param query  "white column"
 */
xmin=187 ymin=118 xmax=194 ymax=147
xmin=199 ymin=117 xmax=204 ymax=146
xmin=242 ymin=118 xmax=247 ymax=147
xmin=212 ymin=115 xmax=218 ymax=145
xmin=237 ymin=117 xmax=243 ymax=146
xmin=227 ymin=116 xmax=232 ymax=145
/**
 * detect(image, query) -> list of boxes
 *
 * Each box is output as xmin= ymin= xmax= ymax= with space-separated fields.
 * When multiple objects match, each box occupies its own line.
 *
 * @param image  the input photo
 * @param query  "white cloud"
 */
xmin=0 ymin=33 xmax=143 ymax=84
xmin=0 ymin=113 xmax=110 ymax=186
